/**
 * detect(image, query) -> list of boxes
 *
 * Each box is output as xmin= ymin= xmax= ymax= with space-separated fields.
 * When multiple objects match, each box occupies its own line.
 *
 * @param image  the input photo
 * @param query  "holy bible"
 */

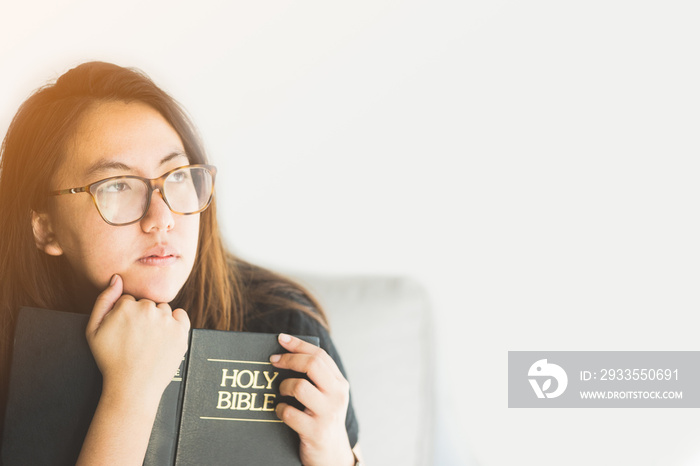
xmin=1 ymin=307 xmax=318 ymax=465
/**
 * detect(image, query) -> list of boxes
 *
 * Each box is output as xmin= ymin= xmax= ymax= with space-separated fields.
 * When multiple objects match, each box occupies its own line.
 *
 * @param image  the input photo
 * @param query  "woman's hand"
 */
xmin=77 ymin=274 xmax=190 ymax=465
xmin=269 ymin=333 xmax=355 ymax=466
xmin=86 ymin=274 xmax=191 ymax=403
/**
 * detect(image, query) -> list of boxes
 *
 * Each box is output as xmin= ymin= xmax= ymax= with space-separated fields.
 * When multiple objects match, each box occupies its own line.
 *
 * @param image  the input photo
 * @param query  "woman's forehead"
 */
xmin=60 ymin=101 xmax=186 ymax=183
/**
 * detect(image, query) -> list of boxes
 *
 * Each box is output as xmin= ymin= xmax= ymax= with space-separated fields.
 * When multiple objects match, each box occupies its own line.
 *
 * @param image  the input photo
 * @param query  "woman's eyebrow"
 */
xmin=83 ymin=159 xmax=131 ymax=178
xmin=159 ymin=151 xmax=188 ymax=165
xmin=83 ymin=151 xmax=188 ymax=178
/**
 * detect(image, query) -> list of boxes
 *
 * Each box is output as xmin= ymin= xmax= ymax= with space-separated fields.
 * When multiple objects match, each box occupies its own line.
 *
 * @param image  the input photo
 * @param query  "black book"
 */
xmin=2 ymin=307 xmax=318 ymax=465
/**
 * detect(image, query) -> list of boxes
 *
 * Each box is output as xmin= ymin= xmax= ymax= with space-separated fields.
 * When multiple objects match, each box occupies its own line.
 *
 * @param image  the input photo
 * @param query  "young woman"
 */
xmin=0 ymin=61 xmax=361 ymax=465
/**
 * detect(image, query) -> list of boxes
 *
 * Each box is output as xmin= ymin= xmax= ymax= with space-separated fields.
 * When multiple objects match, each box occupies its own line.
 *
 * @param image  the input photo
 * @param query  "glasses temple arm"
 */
xmin=49 ymin=187 xmax=89 ymax=196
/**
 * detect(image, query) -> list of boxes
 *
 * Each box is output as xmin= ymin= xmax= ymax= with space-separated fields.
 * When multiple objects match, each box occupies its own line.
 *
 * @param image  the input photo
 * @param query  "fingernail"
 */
xmin=279 ymin=333 xmax=291 ymax=343
xmin=110 ymin=274 xmax=118 ymax=286
xmin=269 ymin=354 xmax=281 ymax=363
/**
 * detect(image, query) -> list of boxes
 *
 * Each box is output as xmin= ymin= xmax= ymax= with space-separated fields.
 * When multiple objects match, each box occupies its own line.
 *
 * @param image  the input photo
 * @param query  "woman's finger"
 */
xmin=277 ymin=333 xmax=335 ymax=358
xmin=275 ymin=402 xmax=314 ymax=435
xmin=273 ymin=333 xmax=345 ymax=379
xmin=278 ymin=378 xmax=326 ymax=416
xmin=86 ymin=274 xmax=123 ymax=337
xmin=270 ymin=352 xmax=340 ymax=391
xmin=171 ymin=308 xmax=191 ymax=332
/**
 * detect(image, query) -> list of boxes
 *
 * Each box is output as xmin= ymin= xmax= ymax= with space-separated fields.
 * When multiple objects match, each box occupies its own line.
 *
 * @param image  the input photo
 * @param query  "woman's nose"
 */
xmin=140 ymin=189 xmax=175 ymax=232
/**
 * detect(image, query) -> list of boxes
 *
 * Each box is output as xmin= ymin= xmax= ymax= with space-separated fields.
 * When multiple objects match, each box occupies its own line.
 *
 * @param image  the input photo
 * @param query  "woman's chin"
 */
xmin=123 ymin=283 xmax=181 ymax=304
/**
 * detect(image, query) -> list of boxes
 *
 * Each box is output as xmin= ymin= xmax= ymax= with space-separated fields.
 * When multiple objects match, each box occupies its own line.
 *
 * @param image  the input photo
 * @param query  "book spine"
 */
xmin=143 ymin=335 xmax=191 ymax=466
xmin=171 ymin=342 xmax=191 ymax=466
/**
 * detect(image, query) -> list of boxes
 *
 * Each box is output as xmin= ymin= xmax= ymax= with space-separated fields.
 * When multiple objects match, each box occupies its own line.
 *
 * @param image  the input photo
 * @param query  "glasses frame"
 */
xmin=49 ymin=164 xmax=217 ymax=226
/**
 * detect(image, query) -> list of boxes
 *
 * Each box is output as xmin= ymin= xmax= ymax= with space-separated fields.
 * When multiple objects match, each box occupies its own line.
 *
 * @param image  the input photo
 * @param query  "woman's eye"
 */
xmin=169 ymin=170 xmax=190 ymax=183
xmin=103 ymin=180 xmax=131 ymax=193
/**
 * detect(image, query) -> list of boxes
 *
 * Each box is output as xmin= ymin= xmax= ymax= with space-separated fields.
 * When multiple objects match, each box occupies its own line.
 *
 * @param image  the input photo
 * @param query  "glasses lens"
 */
xmin=93 ymin=177 xmax=149 ymax=224
xmin=163 ymin=166 xmax=214 ymax=214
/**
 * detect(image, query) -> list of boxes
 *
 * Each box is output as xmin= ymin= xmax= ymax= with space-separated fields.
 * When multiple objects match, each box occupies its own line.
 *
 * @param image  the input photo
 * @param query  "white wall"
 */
xmin=2 ymin=1 xmax=700 ymax=465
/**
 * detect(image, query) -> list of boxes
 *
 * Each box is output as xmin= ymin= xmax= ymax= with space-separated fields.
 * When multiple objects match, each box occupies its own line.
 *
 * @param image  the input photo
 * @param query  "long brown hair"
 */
xmin=0 ymin=61 xmax=327 ymax=431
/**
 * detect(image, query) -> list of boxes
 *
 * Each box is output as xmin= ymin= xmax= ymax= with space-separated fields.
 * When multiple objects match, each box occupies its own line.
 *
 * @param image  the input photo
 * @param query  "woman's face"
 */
xmin=36 ymin=100 xmax=201 ymax=304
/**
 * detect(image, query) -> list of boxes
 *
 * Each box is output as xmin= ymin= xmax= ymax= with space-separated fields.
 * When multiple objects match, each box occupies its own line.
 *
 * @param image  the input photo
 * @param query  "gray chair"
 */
xmin=291 ymin=273 xmax=435 ymax=465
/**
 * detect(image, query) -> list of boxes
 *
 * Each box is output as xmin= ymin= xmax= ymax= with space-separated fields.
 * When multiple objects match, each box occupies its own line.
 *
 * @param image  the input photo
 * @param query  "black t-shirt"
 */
xmin=244 ymin=306 xmax=360 ymax=448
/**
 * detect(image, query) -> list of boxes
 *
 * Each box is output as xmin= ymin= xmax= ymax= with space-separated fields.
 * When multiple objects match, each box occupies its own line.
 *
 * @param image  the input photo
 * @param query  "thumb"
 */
xmin=86 ymin=274 xmax=123 ymax=337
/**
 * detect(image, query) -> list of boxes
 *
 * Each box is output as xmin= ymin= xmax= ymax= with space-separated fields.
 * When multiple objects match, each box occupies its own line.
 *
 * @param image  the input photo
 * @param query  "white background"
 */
xmin=2 ymin=1 xmax=700 ymax=465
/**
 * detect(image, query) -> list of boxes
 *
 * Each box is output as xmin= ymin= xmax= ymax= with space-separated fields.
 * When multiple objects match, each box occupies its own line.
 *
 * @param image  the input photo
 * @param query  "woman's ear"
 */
xmin=31 ymin=210 xmax=64 ymax=256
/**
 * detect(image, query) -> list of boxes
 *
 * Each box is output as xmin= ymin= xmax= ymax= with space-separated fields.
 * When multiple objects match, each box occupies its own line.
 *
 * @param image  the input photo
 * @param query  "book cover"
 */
xmin=1 ymin=307 xmax=317 ymax=466
xmin=174 ymin=329 xmax=309 ymax=465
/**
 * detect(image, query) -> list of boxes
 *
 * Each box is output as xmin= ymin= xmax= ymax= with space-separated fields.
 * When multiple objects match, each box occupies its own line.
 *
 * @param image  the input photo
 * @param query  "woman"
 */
xmin=0 ymin=61 xmax=361 ymax=465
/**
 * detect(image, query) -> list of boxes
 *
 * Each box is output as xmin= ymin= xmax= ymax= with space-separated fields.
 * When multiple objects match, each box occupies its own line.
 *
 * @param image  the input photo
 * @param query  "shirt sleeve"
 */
xmin=244 ymin=307 xmax=360 ymax=448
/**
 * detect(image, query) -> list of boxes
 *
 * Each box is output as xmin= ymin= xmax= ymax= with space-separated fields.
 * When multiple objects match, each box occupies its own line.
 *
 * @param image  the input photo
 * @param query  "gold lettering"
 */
xmin=236 ymin=392 xmax=252 ymax=410
xmin=249 ymin=393 xmax=262 ymax=411
xmin=262 ymin=393 xmax=276 ymax=411
xmin=218 ymin=391 xmax=277 ymax=411
xmin=220 ymin=369 xmax=239 ymax=387
xmin=263 ymin=371 xmax=279 ymax=390
xmin=237 ymin=370 xmax=254 ymax=389
xmin=216 ymin=391 xmax=232 ymax=409
xmin=252 ymin=371 xmax=266 ymax=389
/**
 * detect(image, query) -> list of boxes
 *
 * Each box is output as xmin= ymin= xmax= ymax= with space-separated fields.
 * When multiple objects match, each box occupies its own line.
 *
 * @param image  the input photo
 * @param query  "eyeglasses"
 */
xmin=50 ymin=164 xmax=217 ymax=226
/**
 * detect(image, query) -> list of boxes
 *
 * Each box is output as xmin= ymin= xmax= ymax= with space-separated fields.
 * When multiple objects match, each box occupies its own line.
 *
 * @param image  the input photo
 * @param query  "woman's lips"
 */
xmin=137 ymin=255 xmax=177 ymax=266
xmin=138 ymin=244 xmax=179 ymax=266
